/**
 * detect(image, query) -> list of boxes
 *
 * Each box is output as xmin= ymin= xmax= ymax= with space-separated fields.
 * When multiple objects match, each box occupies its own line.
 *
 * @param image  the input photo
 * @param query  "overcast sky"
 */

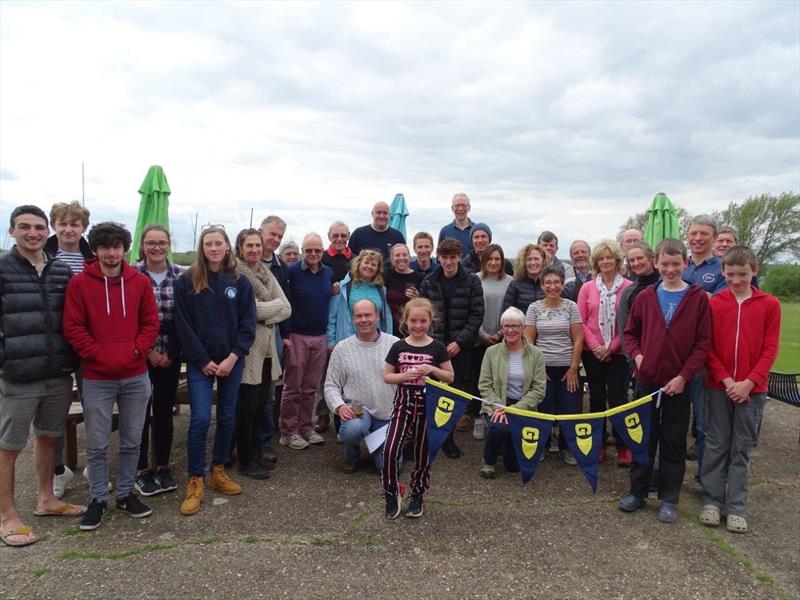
xmin=1 ymin=1 xmax=798 ymax=254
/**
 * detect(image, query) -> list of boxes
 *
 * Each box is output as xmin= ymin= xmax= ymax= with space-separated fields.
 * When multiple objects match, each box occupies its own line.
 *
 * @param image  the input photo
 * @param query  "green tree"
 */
xmin=713 ymin=192 xmax=800 ymax=264
xmin=618 ymin=204 xmax=693 ymax=243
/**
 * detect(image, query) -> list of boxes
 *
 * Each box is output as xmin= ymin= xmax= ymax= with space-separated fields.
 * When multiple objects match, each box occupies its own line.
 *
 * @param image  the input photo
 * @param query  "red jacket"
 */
xmin=705 ymin=287 xmax=781 ymax=392
xmin=623 ymin=283 xmax=711 ymax=386
xmin=63 ymin=260 xmax=159 ymax=381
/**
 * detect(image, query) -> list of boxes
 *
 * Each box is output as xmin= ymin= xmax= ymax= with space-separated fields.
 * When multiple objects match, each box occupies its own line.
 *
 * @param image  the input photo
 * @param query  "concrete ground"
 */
xmin=1 ymin=400 xmax=798 ymax=600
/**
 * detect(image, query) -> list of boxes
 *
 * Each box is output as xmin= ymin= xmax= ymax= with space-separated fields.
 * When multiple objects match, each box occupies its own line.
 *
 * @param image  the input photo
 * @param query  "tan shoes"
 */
xmin=211 ymin=465 xmax=242 ymax=496
xmin=180 ymin=476 xmax=204 ymax=516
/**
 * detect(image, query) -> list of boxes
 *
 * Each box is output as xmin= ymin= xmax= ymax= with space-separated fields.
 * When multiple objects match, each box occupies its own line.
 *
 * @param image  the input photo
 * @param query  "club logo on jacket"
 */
xmin=225 ymin=286 xmax=237 ymax=299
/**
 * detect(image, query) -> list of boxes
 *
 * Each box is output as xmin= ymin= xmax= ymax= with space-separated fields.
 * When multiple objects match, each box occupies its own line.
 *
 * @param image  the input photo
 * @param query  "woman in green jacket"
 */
xmin=477 ymin=307 xmax=546 ymax=479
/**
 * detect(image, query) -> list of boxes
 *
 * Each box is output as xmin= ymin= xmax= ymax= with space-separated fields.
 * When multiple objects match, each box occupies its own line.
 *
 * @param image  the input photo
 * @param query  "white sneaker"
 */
xmin=279 ymin=434 xmax=310 ymax=450
xmin=302 ymin=430 xmax=325 ymax=445
xmin=53 ymin=466 xmax=74 ymax=499
xmin=472 ymin=418 xmax=486 ymax=440
xmin=83 ymin=466 xmax=113 ymax=492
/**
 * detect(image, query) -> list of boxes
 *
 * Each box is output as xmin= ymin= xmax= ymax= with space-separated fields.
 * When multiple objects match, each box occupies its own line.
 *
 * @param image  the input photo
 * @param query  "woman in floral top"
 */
xmin=524 ymin=265 xmax=583 ymax=465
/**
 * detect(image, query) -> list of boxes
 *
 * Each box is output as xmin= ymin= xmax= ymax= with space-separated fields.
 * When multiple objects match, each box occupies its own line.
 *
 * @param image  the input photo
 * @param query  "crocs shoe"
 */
xmin=657 ymin=502 xmax=678 ymax=524
xmin=699 ymin=504 xmax=720 ymax=527
xmin=618 ymin=494 xmax=646 ymax=513
xmin=726 ymin=514 xmax=748 ymax=533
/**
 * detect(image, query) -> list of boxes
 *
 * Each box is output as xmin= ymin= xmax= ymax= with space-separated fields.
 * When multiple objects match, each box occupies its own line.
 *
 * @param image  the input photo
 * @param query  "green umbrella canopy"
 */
xmin=132 ymin=165 xmax=172 ymax=262
xmin=388 ymin=193 xmax=409 ymax=239
xmin=644 ymin=192 xmax=680 ymax=248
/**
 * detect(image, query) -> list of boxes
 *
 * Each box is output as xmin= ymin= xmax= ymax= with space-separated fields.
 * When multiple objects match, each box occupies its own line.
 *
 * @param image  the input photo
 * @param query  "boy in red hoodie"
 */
xmin=700 ymin=246 xmax=780 ymax=534
xmin=63 ymin=222 xmax=158 ymax=531
xmin=620 ymin=238 xmax=711 ymax=524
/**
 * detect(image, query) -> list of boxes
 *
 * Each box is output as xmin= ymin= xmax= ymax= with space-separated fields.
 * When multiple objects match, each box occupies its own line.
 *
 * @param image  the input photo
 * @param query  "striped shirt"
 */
xmin=525 ymin=299 xmax=582 ymax=367
xmin=506 ymin=350 xmax=525 ymax=401
xmin=56 ymin=250 xmax=86 ymax=274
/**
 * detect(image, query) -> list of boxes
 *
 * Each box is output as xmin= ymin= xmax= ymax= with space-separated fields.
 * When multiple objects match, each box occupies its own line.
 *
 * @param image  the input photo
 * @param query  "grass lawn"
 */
xmin=774 ymin=301 xmax=799 ymax=373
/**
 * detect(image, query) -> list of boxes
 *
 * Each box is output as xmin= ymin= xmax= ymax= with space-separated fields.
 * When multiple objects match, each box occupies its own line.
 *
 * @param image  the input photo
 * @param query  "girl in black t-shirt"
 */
xmin=382 ymin=298 xmax=453 ymax=519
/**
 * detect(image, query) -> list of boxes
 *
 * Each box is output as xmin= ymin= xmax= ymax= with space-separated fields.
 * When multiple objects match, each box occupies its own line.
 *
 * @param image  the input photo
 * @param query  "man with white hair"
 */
xmin=438 ymin=193 xmax=475 ymax=257
xmin=348 ymin=202 xmax=405 ymax=260
xmin=280 ymin=233 xmax=334 ymax=450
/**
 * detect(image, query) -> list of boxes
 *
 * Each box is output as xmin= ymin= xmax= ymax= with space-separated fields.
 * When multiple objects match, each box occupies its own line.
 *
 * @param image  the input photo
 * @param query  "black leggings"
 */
xmin=582 ymin=351 xmax=628 ymax=447
xmin=138 ymin=360 xmax=182 ymax=470
xmin=237 ymin=359 xmax=271 ymax=467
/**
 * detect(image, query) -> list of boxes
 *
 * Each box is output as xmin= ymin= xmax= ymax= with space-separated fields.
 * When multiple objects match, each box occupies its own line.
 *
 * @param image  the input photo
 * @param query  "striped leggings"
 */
xmin=381 ymin=385 xmax=430 ymax=496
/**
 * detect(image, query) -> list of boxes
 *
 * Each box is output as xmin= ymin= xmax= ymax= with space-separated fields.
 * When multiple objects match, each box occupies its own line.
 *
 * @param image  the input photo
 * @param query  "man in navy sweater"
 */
xmin=280 ymin=233 xmax=334 ymax=450
xmin=347 ymin=202 xmax=405 ymax=260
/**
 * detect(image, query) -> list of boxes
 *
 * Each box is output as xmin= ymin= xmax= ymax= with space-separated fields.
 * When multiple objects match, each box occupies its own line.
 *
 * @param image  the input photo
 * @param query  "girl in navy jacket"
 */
xmin=174 ymin=226 xmax=255 ymax=516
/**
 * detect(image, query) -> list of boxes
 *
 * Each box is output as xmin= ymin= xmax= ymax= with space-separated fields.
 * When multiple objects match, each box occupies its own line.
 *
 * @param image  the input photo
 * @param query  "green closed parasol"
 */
xmin=132 ymin=165 xmax=172 ymax=262
xmin=644 ymin=192 xmax=680 ymax=248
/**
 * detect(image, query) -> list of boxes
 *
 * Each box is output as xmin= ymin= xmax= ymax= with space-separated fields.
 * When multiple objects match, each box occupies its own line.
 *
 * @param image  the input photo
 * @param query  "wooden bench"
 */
xmin=64 ymin=370 xmax=189 ymax=470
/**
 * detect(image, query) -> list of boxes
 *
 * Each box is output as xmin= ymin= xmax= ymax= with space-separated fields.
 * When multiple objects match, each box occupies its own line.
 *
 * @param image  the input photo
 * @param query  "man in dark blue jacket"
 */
xmin=0 ymin=205 xmax=85 ymax=547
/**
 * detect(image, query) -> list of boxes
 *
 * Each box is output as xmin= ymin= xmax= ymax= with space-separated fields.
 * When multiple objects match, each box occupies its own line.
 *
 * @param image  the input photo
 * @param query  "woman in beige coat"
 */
xmin=234 ymin=229 xmax=291 ymax=479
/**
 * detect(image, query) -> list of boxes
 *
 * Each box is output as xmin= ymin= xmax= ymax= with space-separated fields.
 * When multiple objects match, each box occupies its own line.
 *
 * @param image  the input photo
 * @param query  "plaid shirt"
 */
xmin=137 ymin=261 xmax=184 ymax=357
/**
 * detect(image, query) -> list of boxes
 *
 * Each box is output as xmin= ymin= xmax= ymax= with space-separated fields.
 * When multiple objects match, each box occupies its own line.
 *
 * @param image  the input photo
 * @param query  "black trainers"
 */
xmin=116 ymin=493 xmax=153 ymax=518
xmin=154 ymin=467 xmax=178 ymax=493
xmin=79 ymin=499 xmax=107 ymax=531
xmin=385 ymin=490 xmax=402 ymax=520
xmin=406 ymin=493 xmax=424 ymax=518
xmin=256 ymin=458 xmax=276 ymax=470
xmin=134 ymin=471 xmax=161 ymax=496
xmin=237 ymin=462 xmax=271 ymax=480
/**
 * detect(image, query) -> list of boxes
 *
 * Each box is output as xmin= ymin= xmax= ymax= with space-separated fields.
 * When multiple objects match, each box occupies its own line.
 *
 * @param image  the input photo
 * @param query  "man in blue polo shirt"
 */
xmin=438 ymin=193 xmax=474 ymax=258
xmin=682 ymin=214 xmax=727 ymax=475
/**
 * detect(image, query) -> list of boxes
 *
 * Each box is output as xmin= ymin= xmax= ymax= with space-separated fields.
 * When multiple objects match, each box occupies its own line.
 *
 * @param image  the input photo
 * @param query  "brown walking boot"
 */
xmin=210 ymin=465 xmax=242 ymax=496
xmin=180 ymin=476 xmax=204 ymax=516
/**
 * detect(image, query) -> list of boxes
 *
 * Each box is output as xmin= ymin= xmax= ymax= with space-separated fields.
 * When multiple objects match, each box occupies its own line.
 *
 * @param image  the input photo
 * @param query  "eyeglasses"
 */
xmin=542 ymin=280 xmax=563 ymax=287
xmin=201 ymin=224 xmax=225 ymax=231
xmin=330 ymin=233 xmax=349 ymax=239
xmin=501 ymin=324 xmax=522 ymax=330
xmin=143 ymin=241 xmax=169 ymax=248
xmin=304 ymin=248 xmax=323 ymax=254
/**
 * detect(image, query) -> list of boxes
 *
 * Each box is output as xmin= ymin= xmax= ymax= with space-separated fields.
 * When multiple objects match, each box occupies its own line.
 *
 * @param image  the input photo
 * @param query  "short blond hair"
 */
xmin=50 ymin=201 xmax=90 ymax=228
xmin=590 ymin=240 xmax=624 ymax=275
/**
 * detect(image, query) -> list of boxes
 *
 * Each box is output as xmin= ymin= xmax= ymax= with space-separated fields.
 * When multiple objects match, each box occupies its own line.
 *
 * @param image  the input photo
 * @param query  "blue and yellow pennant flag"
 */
xmin=505 ymin=407 xmax=554 ymax=484
xmin=558 ymin=413 xmax=607 ymax=492
xmin=607 ymin=393 xmax=655 ymax=466
xmin=424 ymin=379 xmax=472 ymax=463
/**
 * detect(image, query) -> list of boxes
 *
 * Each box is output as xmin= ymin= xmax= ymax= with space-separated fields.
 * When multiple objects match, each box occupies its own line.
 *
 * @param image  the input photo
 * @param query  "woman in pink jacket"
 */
xmin=577 ymin=240 xmax=632 ymax=465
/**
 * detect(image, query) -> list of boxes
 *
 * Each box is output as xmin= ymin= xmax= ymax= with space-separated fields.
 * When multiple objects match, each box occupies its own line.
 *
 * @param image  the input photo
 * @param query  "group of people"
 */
xmin=0 ymin=192 xmax=780 ymax=545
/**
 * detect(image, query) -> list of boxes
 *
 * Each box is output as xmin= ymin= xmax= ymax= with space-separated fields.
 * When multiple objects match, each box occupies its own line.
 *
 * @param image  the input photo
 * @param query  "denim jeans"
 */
xmin=82 ymin=373 xmax=151 ymax=502
xmin=338 ymin=409 xmax=389 ymax=471
xmin=186 ymin=360 xmax=245 ymax=477
xmin=539 ymin=365 xmax=580 ymax=450
xmin=482 ymin=418 xmax=520 ymax=472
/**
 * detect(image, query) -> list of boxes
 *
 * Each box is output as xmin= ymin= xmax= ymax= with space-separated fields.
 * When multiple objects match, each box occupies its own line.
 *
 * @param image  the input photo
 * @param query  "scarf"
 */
xmin=595 ymin=274 xmax=624 ymax=346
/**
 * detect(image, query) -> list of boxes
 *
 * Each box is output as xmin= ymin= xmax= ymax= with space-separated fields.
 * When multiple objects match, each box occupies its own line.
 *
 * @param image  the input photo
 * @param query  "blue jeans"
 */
xmin=482 ymin=419 xmax=519 ymax=472
xmin=186 ymin=361 xmax=245 ymax=477
xmin=689 ymin=370 xmax=707 ymax=479
xmin=82 ymin=373 xmax=150 ymax=502
xmin=338 ymin=409 xmax=388 ymax=471
xmin=539 ymin=365 xmax=580 ymax=450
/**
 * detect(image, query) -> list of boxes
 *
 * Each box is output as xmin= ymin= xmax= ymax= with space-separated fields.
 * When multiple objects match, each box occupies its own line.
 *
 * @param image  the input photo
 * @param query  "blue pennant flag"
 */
xmin=607 ymin=394 xmax=655 ymax=467
xmin=558 ymin=413 xmax=607 ymax=492
xmin=505 ymin=408 xmax=554 ymax=485
xmin=424 ymin=379 xmax=472 ymax=464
